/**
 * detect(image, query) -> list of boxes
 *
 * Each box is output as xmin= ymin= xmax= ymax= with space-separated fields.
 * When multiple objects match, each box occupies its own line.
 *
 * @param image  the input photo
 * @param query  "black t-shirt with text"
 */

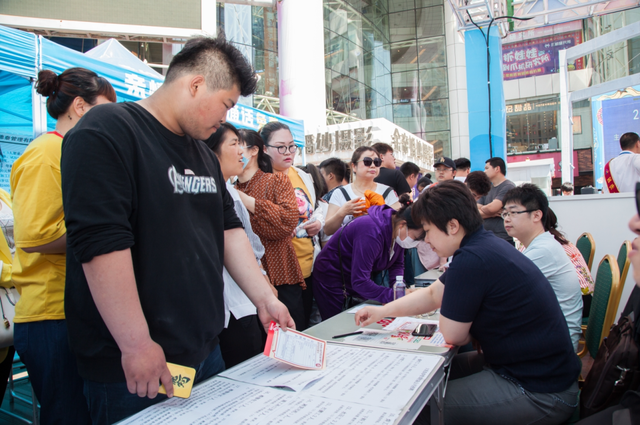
xmin=61 ymin=102 xmax=242 ymax=383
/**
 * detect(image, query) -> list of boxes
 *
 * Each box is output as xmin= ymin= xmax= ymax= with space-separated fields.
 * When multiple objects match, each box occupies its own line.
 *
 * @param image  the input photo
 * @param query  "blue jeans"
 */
xmin=13 ymin=320 xmax=91 ymax=425
xmin=84 ymin=345 xmax=225 ymax=425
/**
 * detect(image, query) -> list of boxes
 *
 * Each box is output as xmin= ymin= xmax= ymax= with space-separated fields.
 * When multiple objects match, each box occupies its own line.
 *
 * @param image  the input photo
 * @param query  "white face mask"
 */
xmin=395 ymin=227 xmax=420 ymax=249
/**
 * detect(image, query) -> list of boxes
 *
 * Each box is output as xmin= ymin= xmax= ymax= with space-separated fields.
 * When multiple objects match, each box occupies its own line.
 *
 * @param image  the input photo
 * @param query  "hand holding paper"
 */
xmin=263 ymin=322 xmax=326 ymax=370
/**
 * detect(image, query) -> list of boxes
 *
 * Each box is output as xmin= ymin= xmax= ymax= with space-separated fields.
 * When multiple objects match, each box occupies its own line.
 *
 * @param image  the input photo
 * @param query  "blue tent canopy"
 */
xmin=0 ymin=24 xmax=304 ymax=190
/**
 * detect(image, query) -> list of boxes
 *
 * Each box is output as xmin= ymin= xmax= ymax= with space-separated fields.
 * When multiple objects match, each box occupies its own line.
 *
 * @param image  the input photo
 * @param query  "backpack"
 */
xmin=580 ymin=315 xmax=640 ymax=418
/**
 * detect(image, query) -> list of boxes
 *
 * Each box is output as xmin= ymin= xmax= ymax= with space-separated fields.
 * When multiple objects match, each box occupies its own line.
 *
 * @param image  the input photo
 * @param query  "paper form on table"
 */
xmin=263 ymin=321 xmax=327 ymax=370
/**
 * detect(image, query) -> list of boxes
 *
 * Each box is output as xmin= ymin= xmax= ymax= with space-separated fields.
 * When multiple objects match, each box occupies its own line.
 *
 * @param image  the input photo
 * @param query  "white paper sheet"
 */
xmin=222 ymin=344 xmax=442 ymax=411
xmin=383 ymin=316 xmax=440 ymax=331
xmin=117 ymin=378 xmax=400 ymax=425
xmin=272 ymin=328 xmax=325 ymax=369
xmin=219 ymin=355 xmax=325 ymax=392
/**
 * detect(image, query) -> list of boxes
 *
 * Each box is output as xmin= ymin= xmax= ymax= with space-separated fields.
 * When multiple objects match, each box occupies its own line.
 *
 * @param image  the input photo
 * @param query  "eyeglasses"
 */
xmin=357 ymin=157 xmax=382 ymax=167
xmin=500 ymin=210 xmax=535 ymax=219
xmin=266 ymin=144 xmax=297 ymax=155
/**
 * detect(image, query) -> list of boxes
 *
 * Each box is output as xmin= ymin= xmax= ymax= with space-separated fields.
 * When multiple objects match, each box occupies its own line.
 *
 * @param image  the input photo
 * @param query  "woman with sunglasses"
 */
xmin=313 ymin=195 xmax=423 ymax=320
xmin=260 ymin=122 xmax=325 ymax=331
xmin=324 ymin=146 xmax=400 ymax=236
xmin=235 ymin=129 xmax=306 ymax=330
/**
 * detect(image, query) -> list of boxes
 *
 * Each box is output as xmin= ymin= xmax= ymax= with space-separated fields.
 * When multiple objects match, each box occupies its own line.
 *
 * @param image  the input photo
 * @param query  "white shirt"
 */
xmin=603 ymin=151 xmax=640 ymax=193
xmin=222 ymin=182 xmax=263 ymax=327
xmin=523 ymin=232 xmax=583 ymax=351
xmin=328 ymin=183 xmax=399 ymax=227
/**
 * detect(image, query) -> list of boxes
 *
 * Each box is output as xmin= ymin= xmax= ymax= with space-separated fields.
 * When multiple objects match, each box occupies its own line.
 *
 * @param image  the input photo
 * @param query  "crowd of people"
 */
xmin=0 ymin=33 xmax=634 ymax=425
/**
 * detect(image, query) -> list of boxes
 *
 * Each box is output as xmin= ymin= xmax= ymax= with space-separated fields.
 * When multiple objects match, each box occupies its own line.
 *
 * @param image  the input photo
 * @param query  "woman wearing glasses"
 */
xmin=313 ymin=196 xmax=422 ymax=320
xmin=324 ymin=146 xmax=400 ymax=236
xmin=235 ymin=129 xmax=305 ymax=330
xmin=261 ymin=122 xmax=325 ymax=331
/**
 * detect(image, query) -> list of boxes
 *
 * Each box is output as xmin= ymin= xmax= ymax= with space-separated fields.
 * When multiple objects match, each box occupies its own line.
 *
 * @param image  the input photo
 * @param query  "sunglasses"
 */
xmin=636 ymin=182 xmax=640 ymax=215
xmin=358 ymin=157 xmax=382 ymax=167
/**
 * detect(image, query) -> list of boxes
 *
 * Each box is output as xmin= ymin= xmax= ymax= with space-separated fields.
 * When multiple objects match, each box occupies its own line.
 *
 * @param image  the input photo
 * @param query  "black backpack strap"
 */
xmin=338 ymin=186 xmax=351 ymax=202
xmin=382 ymin=186 xmax=393 ymax=200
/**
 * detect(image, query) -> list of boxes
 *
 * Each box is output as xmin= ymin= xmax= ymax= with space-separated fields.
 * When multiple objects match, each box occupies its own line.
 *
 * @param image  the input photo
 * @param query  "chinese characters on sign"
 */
xmin=502 ymin=31 xmax=583 ymax=81
xmin=124 ymin=73 xmax=163 ymax=98
xmin=304 ymin=126 xmax=434 ymax=169
xmin=226 ymin=104 xmax=279 ymax=131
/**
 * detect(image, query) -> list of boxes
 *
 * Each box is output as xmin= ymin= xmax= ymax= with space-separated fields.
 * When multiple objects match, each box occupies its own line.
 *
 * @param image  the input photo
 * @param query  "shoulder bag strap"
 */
xmin=338 ymin=186 xmax=351 ymax=202
xmin=382 ymin=186 xmax=393 ymax=200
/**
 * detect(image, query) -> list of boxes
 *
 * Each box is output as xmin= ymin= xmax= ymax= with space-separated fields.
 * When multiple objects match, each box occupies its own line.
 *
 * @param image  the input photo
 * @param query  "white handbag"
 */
xmin=0 ymin=287 xmax=19 ymax=348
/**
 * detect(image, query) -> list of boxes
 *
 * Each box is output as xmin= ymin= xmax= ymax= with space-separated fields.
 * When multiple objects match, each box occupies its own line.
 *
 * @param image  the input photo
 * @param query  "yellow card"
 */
xmin=158 ymin=362 xmax=196 ymax=399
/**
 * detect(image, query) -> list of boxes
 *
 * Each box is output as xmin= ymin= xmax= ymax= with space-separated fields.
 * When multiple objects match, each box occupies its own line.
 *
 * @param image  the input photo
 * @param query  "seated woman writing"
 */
xmin=355 ymin=181 xmax=580 ymax=425
xmin=313 ymin=195 xmax=423 ymax=320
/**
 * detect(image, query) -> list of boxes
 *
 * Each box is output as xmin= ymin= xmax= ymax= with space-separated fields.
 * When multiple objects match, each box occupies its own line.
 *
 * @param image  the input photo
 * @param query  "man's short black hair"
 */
xmin=454 ymin=157 xmax=471 ymax=170
xmin=319 ymin=157 xmax=347 ymax=183
xmin=412 ymin=180 xmax=483 ymax=235
xmin=465 ymin=171 xmax=491 ymax=197
xmin=400 ymin=161 xmax=420 ymax=178
xmin=165 ymin=35 xmax=258 ymax=97
xmin=561 ymin=182 xmax=573 ymax=193
xmin=486 ymin=157 xmax=507 ymax=175
xmin=620 ymin=132 xmax=640 ymax=150
xmin=371 ymin=142 xmax=393 ymax=155
xmin=502 ymin=183 xmax=549 ymax=223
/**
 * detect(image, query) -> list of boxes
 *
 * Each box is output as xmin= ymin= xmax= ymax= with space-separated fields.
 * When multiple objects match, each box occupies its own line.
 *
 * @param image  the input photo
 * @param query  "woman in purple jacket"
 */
xmin=313 ymin=195 xmax=424 ymax=320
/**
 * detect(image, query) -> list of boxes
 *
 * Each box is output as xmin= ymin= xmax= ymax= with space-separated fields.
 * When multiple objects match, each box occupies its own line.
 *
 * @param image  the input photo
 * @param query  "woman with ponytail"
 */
xmin=312 ymin=194 xmax=424 ymax=320
xmin=10 ymin=67 xmax=115 ymax=424
xmin=235 ymin=129 xmax=306 ymax=329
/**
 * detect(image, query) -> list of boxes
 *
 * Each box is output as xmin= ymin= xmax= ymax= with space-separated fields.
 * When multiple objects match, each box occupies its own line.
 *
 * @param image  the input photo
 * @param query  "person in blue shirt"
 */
xmin=356 ymin=180 xmax=580 ymax=425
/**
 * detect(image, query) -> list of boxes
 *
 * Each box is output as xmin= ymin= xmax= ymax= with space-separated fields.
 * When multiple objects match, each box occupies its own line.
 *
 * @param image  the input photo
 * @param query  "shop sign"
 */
xmin=304 ymin=124 xmax=434 ymax=168
xmin=502 ymin=31 xmax=583 ymax=81
xmin=506 ymin=100 xmax=558 ymax=114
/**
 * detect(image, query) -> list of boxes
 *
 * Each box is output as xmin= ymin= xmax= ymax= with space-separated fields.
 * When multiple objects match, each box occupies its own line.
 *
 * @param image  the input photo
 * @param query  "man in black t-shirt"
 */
xmin=61 ymin=36 xmax=294 ymax=424
xmin=356 ymin=181 xmax=580 ymax=425
xmin=372 ymin=142 xmax=412 ymax=195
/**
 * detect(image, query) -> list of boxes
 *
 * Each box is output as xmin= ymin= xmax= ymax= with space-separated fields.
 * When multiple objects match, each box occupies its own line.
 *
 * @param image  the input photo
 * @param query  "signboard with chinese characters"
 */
xmin=502 ymin=31 xmax=583 ymax=81
xmin=225 ymin=104 xmax=305 ymax=148
xmin=0 ymin=135 xmax=33 ymax=192
xmin=506 ymin=99 xmax=558 ymax=115
xmin=301 ymin=118 xmax=434 ymax=171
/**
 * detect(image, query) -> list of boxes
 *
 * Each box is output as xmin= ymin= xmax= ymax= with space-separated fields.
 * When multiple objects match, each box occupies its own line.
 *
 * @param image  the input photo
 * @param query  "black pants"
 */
xmin=218 ymin=314 xmax=263 ymax=369
xmin=277 ymin=284 xmax=306 ymax=332
xmin=301 ymin=276 xmax=314 ymax=331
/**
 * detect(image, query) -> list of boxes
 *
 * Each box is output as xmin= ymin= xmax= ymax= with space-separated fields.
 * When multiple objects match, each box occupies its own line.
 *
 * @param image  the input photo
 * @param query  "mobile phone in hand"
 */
xmin=412 ymin=324 xmax=437 ymax=337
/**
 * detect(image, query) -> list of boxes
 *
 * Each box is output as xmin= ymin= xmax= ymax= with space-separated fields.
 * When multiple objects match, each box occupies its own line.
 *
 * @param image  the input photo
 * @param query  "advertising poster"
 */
xmin=502 ymin=31 xmax=584 ymax=80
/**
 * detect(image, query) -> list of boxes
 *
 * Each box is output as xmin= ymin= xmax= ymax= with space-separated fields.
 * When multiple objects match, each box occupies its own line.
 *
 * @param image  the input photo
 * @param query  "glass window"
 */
xmin=506 ymin=98 xmax=560 ymax=154
xmin=419 ymin=68 xmax=448 ymax=100
xmin=390 ymin=40 xmax=418 ymax=73
xmin=392 ymin=71 xmax=420 ymax=104
xmin=417 ymin=37 xmax=446 ymax=69
xmin=423 ymin=130 xmax=450 ymax=158
xmin=389 ymin=11 xmax=417 ymax=42
xmin=421 ymin=99 xmax=450 ymax=132
xmin=393 ymin=103 xmax=422 ymax=133
xmin=389 ymin=0 xmax=415 ymax=13
xmin=416 ymin=0 xmax=442 ymax=7
xmin=416 ymin=6 xmax=444 ymax=38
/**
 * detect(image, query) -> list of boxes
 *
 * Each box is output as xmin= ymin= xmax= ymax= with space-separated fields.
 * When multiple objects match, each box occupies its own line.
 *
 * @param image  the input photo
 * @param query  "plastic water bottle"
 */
xmin=393 ymin=276 xmax=406 ymax=300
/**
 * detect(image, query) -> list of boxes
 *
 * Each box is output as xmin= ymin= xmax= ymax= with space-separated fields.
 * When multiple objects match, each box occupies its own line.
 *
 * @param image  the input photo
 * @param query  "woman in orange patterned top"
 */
xmin=235 ymin=129 xmax=305 ymax=329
